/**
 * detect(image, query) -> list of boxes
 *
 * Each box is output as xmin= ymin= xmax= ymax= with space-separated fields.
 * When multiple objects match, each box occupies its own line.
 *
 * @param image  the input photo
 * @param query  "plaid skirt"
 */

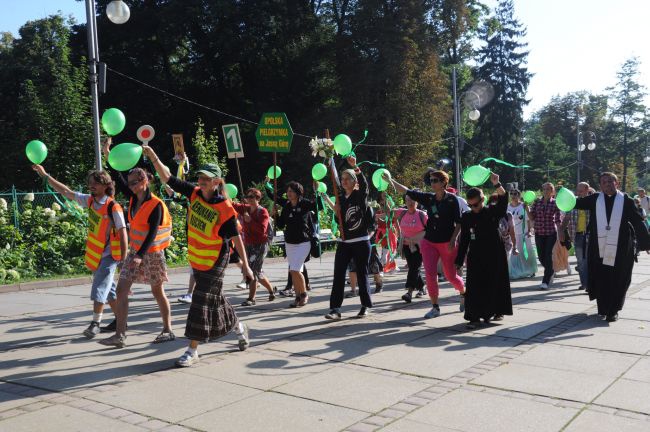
xmin=185 ymin=248 xmax=239 ymax=342
xmin=246 ymin=242 xmax=268 ymax=279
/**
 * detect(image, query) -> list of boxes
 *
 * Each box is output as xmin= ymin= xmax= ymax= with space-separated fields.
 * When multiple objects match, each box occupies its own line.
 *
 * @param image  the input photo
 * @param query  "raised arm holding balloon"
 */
xmin=32 ymin=163 xmax=128 ymax=341
xmin=137 ymin=144 xmax=254 ymax=367
xmin=386 ymin=170 xmax=466 ymax=319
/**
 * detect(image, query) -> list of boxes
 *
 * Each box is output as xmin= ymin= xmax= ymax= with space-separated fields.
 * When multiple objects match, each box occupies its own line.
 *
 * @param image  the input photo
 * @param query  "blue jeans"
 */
xmin=90 ymin=255 xmax=118 ymax=303
xmin=574 ymin=232 xmax=588 ymax=287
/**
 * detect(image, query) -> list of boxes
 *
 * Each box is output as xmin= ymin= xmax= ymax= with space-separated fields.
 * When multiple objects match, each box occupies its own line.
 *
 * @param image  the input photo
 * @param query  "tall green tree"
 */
xmin=0 ymin=16 xmax=92 ymax=190
xmin=608 ymin=57 xmax=647 ymax=191
xmin=471 ymin=0 xmax=531 ymax=182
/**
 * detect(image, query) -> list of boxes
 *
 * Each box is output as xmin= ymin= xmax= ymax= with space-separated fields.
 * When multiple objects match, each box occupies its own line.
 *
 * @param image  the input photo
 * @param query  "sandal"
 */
xmin=268 ymin=292 xmax=276 ymax=301
xmin=241 ymin=299 xmax=256 ymax=306
xmin=153 ymin=331 xmax=175 ymax=344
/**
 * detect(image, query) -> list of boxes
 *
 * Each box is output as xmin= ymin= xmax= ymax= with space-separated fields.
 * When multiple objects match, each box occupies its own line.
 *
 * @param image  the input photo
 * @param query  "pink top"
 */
xmin=395 ymin=208 xmax=428 ymax=238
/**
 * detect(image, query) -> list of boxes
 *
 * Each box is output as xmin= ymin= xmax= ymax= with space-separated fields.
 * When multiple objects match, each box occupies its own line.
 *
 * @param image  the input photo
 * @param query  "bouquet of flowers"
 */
xmin=309 ymin=137 xmax=335 ymax=158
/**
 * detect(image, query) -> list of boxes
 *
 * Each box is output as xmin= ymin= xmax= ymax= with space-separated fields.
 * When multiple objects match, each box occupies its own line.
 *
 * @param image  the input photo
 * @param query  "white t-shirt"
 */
xmin=74 ymin=193 xmax=126 ymax=257
xmin=639 ymin=195 xmax=650 ymax=214
xmin=508 ymin=203 xmax=528 ymax=235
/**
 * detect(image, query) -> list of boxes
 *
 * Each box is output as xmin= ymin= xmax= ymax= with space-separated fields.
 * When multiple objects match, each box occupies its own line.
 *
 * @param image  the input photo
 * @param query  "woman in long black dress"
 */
xmin=455 ymin=172 xmax=512 ymax=329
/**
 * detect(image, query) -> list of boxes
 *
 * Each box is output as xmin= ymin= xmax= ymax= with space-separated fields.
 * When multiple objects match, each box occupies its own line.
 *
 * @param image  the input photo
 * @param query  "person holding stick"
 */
xmin=325 ymin=156 xmax=373 ymax=320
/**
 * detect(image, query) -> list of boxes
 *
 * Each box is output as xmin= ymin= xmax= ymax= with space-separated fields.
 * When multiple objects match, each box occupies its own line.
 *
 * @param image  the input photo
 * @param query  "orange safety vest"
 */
xmin=85 ymin=197 xmax=124 ymax=271
xmin=128 ymin=194 xmax=172 ymax=253
xmin=187 ymin=187 xmax=237 ymax=271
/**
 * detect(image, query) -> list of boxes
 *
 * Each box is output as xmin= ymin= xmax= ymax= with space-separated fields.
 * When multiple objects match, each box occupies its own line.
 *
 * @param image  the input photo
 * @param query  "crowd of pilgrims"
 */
xmin=31 ymin=142 xmax=650 ymax=367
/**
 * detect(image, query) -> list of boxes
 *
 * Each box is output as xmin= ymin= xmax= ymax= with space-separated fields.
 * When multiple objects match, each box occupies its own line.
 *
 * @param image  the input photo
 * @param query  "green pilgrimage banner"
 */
xmin=255 ymin=112 xmax=293 ymax=153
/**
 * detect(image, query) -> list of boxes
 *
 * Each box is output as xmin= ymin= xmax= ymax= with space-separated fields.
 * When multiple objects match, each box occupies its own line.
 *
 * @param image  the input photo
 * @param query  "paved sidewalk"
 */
xmin=1 ymin=253 xmax=650 ymax=431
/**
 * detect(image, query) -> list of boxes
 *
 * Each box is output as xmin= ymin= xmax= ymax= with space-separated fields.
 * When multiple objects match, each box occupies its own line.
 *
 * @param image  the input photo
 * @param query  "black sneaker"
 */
xmin=357 ymin=306 xmax=369 ymax=318
xmin=100 ymin=319 xmax=127 ymax=333
xmin=401 ymin=292 xmax=412 ymax=303
xmin=606 ymin=314 xmax=619 ymax=322
xmin=83 ymin=321 xmax=101 ymax=339
xmin=374 ymin=283 xmax=383 ymax=294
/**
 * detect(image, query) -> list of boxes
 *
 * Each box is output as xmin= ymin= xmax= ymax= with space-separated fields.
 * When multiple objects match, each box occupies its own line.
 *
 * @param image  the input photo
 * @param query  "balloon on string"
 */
xmin=317 ymin=182 xmax=327 ymax=194
xmin=225 ymin=183 xmax=238 ymax=198
xmin=267 ymin=166 xmax=282 ymax=179
xmin=522 ymin=190 xmax=537 ymax=204
xmin=556 ymin=187 xmax=576 ymax=212
xmin=329 ymin=195 xmax=336 ymax=203
xmin=463 ymin=165 xmax=491 ymax=187
xmin=101 ymin=108 xmax=126 ymax=136
xmin=372 ymin=168 xmax=391 ymax=191
xmin=333 ymin=134 xmax=352 ymax=156
xmin=108 ymin=143 xmax=142 ymax=171
xmin=25 ymin=140 xmax=48 ymax=164
xmin=311 ymin=163 xmax=328 ymax=181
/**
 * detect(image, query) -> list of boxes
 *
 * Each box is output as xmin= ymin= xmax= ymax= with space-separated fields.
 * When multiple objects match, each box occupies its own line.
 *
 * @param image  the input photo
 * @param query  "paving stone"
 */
xmin=0 ymin=404 xmax=147 ymax=431
xmin=21 ymin=401 xmax=52 ymax=412
xmin=391 ymin=403 xmax=418 ymax=412
xmin=273 ymin=365 xmax=429 ymax=413
xmin=404 ymin=388 xmax=578 ymax=432
xmin=565 ymin=409 xmax=650 ymax=432
xmin=89 ymin=372 xmax=260 ymax=423
xmin=120 ymin=413 xmax=149 ymax=424
xmin=595 ymin=379 xmax=650 ymax=414
xmin=181 ymin=391 xmax=366 ymax=432
xmin=102 ymin=407 xmax=134 ymax=418
xmin=379 ymin=418 xmax=456 ymax=431
xmin=346 ymin=423 xmax=378 ymax=432
xmin=0 ymin=409 xmax=25 ymax=420
xmin=137 ymin=419 xmax=169 ymax=430
xmin=363 ymin=416 xmax=392 ymax=426
xmin=474 ymin=362 xmax=619 ymax=402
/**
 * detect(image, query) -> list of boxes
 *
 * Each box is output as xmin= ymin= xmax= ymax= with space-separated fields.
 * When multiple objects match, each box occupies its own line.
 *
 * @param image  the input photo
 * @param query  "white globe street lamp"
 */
xmin=107 ymin=1 xmax=131 ymax=25
xmin=468 ymin=109 xmax=480 ymax=121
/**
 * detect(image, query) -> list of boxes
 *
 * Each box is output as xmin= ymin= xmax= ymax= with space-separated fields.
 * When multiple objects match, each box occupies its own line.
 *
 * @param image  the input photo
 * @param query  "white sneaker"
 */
xmin=539 ymin=283 xmax=549 ymax=290
xmin=238 ymin=323 xmax=250 ymax=351
xmin=177 ymin=294 xmax=192 ymax=304
xmin=175 ymin=350 xmax=199 ymax=367
xmin=236 ymin=280 xmax=248 ymax=289
xmin=567 ymin=266 xmax=573 ymax=275
xmin=424 ymin=306 xmax=441 ymax=319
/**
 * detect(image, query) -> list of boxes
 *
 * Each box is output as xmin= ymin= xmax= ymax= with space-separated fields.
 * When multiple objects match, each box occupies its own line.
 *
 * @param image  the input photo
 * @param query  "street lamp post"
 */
xmin=576 ymin=113 xmax=596 ymax=185
xmin=520 ymin=137 xmax=526 ymax=190
xmin=84 ymin=0 xmax=130 ymax=171
xmin=452 ymin=67 xmax=481 ymax=193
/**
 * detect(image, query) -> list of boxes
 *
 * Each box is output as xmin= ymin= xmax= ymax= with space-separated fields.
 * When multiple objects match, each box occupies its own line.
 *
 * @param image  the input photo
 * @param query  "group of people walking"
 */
xmin=31 ymin=143 xmax=650 ymax=367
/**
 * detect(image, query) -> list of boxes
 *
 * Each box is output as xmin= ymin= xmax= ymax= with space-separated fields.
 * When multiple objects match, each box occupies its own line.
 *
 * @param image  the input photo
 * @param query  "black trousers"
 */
xmin=403 ymin=244 xmax=424 ymax=290
xmin=330 ymin=240 xmax=372 ymax=309
xmin=535 ymin=233 xmax=556 ymax=284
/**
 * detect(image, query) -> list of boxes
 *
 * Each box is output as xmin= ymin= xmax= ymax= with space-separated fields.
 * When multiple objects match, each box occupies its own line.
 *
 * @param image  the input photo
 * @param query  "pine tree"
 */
xmin=472 ymin=0 xmax=531 ymax=182
xmin=608 ymin=57 xmax=647 ymax=191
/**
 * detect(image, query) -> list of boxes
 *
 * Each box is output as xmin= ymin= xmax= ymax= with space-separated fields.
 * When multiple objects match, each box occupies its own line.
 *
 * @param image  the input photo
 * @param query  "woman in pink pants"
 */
xmin=387 ymin=170 xmax=465 ymax=318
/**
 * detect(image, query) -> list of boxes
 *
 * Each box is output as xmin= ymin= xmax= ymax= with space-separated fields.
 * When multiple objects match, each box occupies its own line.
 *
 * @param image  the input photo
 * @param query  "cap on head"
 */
xmin=196 ymin=163 xmax=222 ymax=179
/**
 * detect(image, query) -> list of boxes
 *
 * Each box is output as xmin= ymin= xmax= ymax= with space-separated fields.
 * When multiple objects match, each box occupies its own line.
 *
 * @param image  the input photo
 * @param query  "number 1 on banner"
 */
xmin=222 ymin=124 xmax=244 ymax=159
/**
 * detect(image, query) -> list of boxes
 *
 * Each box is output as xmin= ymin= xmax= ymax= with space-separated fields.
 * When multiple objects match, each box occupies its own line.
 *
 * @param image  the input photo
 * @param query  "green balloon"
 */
xmin=329 ymin=195 xmax=336 ymax=203
xmin=267 ymin=165 xmax=282 ymax=179
xmin=101 ymin=108 xmax=126 ymax=136
xmin=556 ymin=187 xmax=576 ymax=212
xmin=317 ymin=182 xmax=327 ymax=194
xmin=108 ymin=143 xmax=142 ymax=171
xmin=312 ymin=163 xmax=328 ymax=181
xmin=522 ymin=190 xmax=536 ymax=204
xmin=25 ymin=140 xmax=48 ymax=164
xmin=372 ymin=168 xmax=391 ymax=191
xmin=463 ymin=165 xmax=491 ymax=187
xmin=225 ymin=183 xmax=238 ymax=198
xmin=333 ymin=134 xmax=352 ymax=156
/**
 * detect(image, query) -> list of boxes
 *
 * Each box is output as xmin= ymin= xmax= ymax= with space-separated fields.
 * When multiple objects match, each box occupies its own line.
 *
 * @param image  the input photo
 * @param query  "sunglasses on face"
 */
xmin=468 ymin=201 xmax=482 ymax=208
xmin=430 ymin=178 xmax=442 ymax=184
xmin=128 ymin=179 xmax=143 ymax=187
xmin=510 ymin=192 xmax=519 ymax=196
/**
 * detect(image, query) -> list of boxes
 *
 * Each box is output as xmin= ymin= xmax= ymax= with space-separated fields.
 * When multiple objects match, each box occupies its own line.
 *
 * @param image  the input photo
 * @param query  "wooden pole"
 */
xmin=273 ymin=152 xmax=278 ymax=205
xmin=234 ymin=157 xmax=244 ymax=197
xmin=326 ymin=129 xmax=345 ymax=240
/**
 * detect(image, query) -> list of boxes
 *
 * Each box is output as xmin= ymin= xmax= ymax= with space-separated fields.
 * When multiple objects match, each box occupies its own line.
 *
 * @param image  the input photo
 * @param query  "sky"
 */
xmin=1 ymin=0 xmax=649 ymax=119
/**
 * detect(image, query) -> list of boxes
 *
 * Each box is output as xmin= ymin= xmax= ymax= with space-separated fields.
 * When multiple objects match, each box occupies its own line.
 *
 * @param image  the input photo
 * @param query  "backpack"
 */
xmin=259 ymin=207 xmax=275 ymax=244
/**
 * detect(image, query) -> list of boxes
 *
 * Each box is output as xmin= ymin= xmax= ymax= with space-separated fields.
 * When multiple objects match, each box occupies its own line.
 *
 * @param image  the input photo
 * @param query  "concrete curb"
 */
xmin=0 ymin=252 xmax=335 ymax=294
